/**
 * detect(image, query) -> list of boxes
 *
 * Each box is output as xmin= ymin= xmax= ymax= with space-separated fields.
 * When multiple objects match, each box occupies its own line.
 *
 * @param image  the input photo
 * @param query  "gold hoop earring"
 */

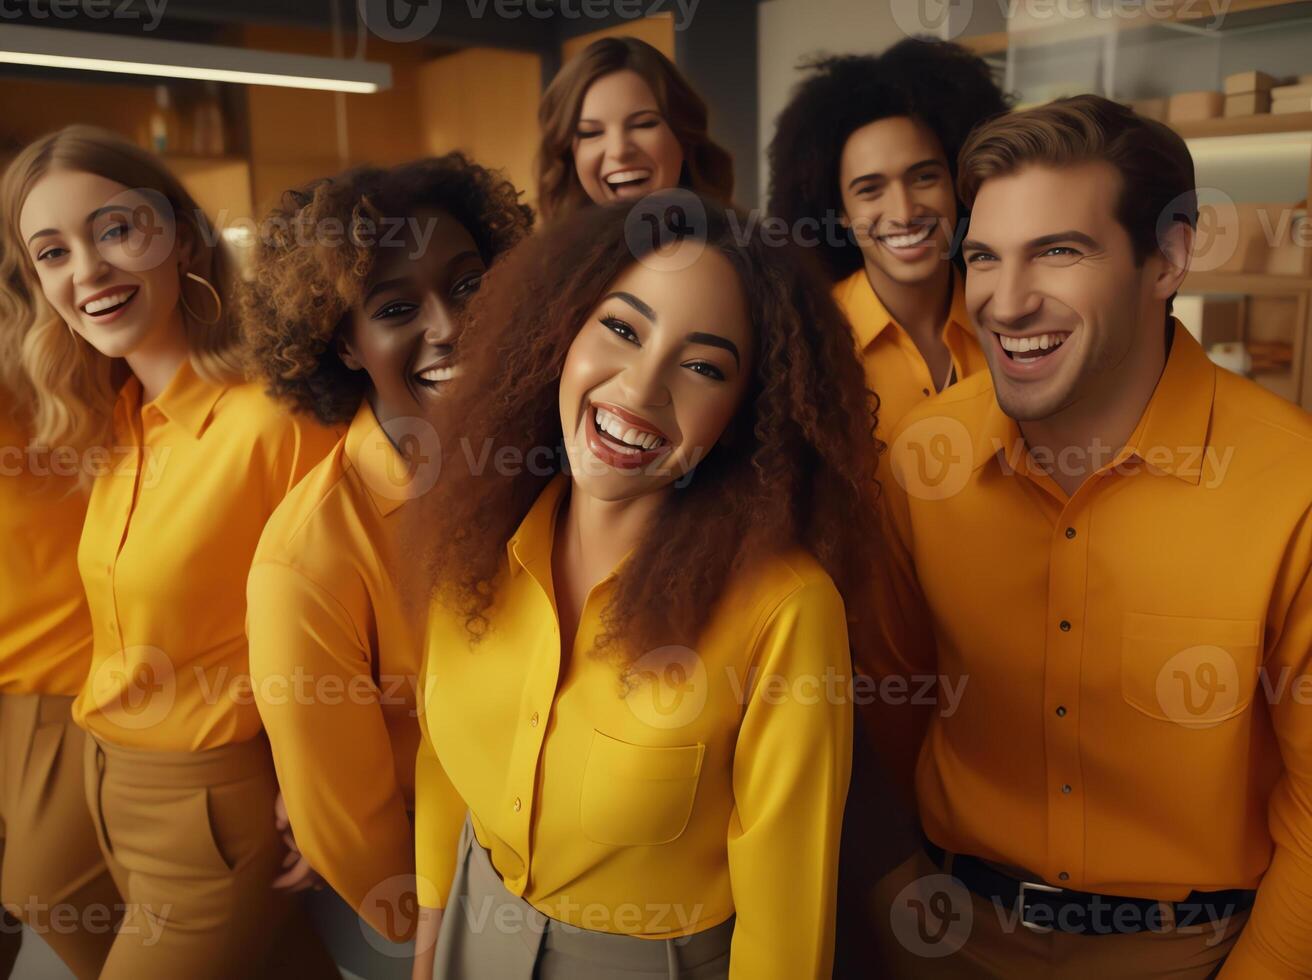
xmin=180 ymin=271 xmax=222 ymax=327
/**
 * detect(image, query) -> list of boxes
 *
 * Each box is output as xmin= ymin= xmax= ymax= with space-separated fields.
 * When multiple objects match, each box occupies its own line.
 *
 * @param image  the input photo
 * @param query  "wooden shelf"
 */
xmin=1171 ymin=112 xmax=1312 ymax=139
xmin=1183 ymin=271 xmax=1312 ymax=294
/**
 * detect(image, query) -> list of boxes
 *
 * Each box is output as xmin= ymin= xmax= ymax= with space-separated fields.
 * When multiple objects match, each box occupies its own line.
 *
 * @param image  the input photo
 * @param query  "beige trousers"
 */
xmin=0 ymin=692 xmax=120 ymax=979
xmin=433 ymin=816 xmax=734 ymax=979
xmin=83 ymin=732 xmax=341 ymax=980
xmin=866 ymin=849 xmax=1248 ymax=979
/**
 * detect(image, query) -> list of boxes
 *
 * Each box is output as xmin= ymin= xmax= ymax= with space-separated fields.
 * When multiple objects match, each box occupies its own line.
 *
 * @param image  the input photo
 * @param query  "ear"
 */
xmin=175 ymin=224 xmax=196 ymax=272
xmin=1151 ymin=220 xmax=1192 ymax=301
xmin=335 ymin=332 xmax=364 ymax=372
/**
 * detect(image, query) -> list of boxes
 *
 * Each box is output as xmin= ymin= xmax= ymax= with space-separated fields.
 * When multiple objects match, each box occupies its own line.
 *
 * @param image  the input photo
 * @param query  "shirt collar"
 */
xmin=505 ymin=474 xmax=570 ymax=579
xmin=974 ymin=319 xmax=1216 ymax=485
xmin=344 ymin=400 xmax=411 ymax=517
xmin=119 ymin=359 xmax=226 ymax=440
xmin=837 ymin=266 xmax=972 ymax=352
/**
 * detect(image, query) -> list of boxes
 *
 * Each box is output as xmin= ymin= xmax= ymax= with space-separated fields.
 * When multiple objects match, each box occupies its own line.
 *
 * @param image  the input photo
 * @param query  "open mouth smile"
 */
xmin=585 ymin=401 xmax=674 ymax=470
xmin=79 ymin=286 xmax=139 ymax=321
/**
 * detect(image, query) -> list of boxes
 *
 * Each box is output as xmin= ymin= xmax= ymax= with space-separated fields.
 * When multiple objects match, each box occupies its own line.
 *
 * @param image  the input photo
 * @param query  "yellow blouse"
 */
xmin=416 ymin=475 xmax=853 ymax=979
xmin=248 ymin=400 xmax=422 ymax=942
xmin=74 ymin=359 xmax=339 ymax=750
xmin=0 ymin=390 xmax=92 ymax=695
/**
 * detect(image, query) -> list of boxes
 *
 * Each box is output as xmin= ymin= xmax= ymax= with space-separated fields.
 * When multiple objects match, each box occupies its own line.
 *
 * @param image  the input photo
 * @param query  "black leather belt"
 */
xmin=923 ymin=840 xmax=1257 ymax=936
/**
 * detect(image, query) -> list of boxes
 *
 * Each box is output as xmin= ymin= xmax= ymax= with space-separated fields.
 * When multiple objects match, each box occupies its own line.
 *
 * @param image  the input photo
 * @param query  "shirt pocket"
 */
xmin=1120 ymin=612 xmax=1262 ymax=727
xmin=579 ymin=730 xmax=705 ymax=847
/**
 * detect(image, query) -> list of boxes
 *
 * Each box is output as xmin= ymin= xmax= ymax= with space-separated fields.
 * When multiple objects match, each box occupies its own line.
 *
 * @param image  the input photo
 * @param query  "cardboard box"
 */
xmin=1224 ymin=70 xmax=1278 ymax=95
xmin=1168 ymin=90 xmax=1224 ymax=122
xmin=1270 ymin=83 xmax=1312 ymax=100
xmin=1197 ymin=297 xmax=1243 ymax=348
xmin=1201 ymin=202 xmax=1271 ymax=274
xmin=1225 ymin=91 xmax=1271 ymax=116
xmin=1127 ymin=97 xmax=1169 ymax=121
xmin=1272 ymin=97 xmax=1312 ymax=115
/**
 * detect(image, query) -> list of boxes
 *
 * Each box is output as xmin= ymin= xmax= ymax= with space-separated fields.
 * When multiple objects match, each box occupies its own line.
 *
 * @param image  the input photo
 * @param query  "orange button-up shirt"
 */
xmin=248 ymin=400 xmax=422 ymax=941
xmin=0 ymin=390 xmax=91 ymax=695
xmin=867 ymin=322 xmax=1312 ymax=976
xmin=831 ymin=266 xmax=987 ymax=452
xmin=74 ymin=360 xmax=338 ymax=751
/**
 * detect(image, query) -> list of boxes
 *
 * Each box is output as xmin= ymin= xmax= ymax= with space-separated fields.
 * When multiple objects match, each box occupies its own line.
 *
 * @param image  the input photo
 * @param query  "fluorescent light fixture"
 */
xmin=0 ymin=24 xmax=391 ymax=93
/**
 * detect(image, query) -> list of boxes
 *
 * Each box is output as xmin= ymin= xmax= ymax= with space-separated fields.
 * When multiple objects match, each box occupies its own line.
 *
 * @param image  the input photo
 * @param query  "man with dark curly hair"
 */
xmin=237 ymin=154 xmax=532 ymax=978
xmin=767 ymin=38 xmax=1010 ymax=452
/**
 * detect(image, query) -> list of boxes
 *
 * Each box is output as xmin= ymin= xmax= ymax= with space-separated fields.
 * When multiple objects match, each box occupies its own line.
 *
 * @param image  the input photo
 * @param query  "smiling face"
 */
xmin=572 ymin=69 xmax=685 ymax=205
xmin=337 ymin=210 xmax=486 ymax=424
xmin=839 ymin=115 xmax=957 ymax=288
xmin=19 ymin=168 xmax=187 ymax=360
xmin=962 ymin=161 xmax=1174 ymax=421
xmin=558 ymin=246 xmax=753 ymax=504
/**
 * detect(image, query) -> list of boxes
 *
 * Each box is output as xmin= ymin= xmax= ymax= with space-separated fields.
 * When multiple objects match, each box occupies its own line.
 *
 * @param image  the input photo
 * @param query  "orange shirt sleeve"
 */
xmin=1221 ymin=505 xmax=1312 ymax=978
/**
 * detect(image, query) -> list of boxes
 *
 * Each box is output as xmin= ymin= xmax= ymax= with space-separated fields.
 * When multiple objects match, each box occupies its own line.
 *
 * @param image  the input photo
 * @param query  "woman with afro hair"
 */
xmin=768 ymin=38 xmax=1011 ymax=450
xmin=239 ymin=153 xmax=532 ymax=973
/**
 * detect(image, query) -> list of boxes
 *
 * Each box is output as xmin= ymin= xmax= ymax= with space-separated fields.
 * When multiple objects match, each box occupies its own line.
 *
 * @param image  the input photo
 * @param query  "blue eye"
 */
xmin=99 ymin=223 xmax=129 ymax=243
xmin=36 ymin=246 xmax=68 ymax=262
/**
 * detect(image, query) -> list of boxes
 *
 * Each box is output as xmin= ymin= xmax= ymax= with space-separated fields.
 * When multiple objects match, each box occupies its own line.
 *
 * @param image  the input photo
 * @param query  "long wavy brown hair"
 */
xmin=239 ymin=153 xmax=534 ymax=425
xmin=536 ymin=36 xmax=735 ymax=222
xmin=416 ymin=193 xmax=886 ymax=672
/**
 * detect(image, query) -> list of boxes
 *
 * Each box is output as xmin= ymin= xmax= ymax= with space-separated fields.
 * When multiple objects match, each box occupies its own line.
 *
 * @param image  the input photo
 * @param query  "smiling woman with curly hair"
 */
xmin=409 ymin=192 xmax=886 ymax=980
xmin=237 ymin=153 xmax=532 ymax=969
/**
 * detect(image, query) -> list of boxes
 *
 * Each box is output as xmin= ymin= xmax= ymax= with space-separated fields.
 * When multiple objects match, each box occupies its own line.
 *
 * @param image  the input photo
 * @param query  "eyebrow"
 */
xmin=26 ymin=204 xmax=132 ymax=246
xmin=961 ymin=230 xmax=1102 ymax=252
xmin=604 ymin=290 xmax=657 ymax=321
xmin=847 ymin=158 xmax=943 ymax=190
xmin=363 ymin=250 xmax=482 ymax=303
xmin=687 ymin=331 xmax=740 ymax=368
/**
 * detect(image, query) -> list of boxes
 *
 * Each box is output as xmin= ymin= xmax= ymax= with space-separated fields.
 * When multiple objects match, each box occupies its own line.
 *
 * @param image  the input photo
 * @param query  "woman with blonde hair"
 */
xmin=536 ymin=35 xmax=734 ymax=221
xmin=1 ymin=125 xmax=339 ymax=979
xmin=0 ymin=175 xmax=122 ymax=980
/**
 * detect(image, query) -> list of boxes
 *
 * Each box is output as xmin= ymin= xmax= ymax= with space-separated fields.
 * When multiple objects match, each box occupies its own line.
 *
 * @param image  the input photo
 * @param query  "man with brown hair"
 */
xmin=862 ymin=94 xmax=1312 ymax=976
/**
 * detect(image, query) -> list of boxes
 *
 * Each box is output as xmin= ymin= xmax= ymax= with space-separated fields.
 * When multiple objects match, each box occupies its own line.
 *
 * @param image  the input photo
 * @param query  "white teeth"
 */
xmin=416 ymin=364 xmax=460 ymax=384
xmin=82 ymin=290 xmax=134 ymax=315
xmin=880 ymin=225 xmax=934 ymax=249
xmin=998 ymin=332 xmax=1068 ymax=354
xmin=594 ymin=407 xmax=665 ymax=451
xmin=606 ymin=169 xmax=652 ymax=186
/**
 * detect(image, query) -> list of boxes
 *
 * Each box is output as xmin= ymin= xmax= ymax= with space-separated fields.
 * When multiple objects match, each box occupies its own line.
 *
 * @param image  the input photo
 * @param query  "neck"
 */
xmin=555 ymin=481 xmax=668 ymax=591
xmin=864 ymin=258 xmax=954 ymax=346
xmin=126 ymin=309 xmax=191 ymax=403
xmin=1021 ymin=316 xmax=1173 ymax=497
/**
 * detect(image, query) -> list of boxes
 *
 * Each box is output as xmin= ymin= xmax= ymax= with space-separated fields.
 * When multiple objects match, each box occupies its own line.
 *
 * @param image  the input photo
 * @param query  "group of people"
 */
xmin=0 ymin=30 xmax=1307 ymax=980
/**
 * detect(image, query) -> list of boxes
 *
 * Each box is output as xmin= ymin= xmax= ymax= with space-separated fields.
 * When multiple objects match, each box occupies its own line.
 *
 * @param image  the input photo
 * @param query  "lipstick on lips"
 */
xmin=585 ymin=400 xmax=673 ymax=471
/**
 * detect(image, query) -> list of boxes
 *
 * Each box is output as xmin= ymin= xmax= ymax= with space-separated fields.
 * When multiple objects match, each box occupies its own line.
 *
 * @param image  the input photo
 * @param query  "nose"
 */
xmin=617 ymin=351 xmax=671 ymax=409
xmin=986 ymin=261 xmax=1043 ymax=328
xmin=603 ymin=126 xmax=635 ymax=166
xmin=72 ymin=243 xmax=110 ymax=288
xmin=882 ymin=181 xmax=914 ymax=230
xmin=419 ymin=296 xmax=460 ymax=348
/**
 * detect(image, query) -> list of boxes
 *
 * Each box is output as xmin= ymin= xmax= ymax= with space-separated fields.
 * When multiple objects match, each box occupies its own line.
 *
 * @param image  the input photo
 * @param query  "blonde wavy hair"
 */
xmin=0 ymin=125 xmax=242 ymax=461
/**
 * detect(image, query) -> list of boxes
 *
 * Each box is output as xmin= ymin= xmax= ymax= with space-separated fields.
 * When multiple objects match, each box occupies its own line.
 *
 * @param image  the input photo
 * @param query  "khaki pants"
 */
xmin=0 ymin=693 xmax=120 ymax=979
xmin=867 ymin=849 xmax=1247 ymax=979
xmin=83 ymin=732 xmax=340 ymax=980
xmin=434 ymin=815 xmax=734 ymax=980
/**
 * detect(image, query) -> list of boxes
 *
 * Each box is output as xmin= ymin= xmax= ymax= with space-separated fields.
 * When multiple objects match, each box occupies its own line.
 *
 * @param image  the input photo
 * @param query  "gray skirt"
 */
xmin=432 ymin=816 xmax=734 ymax=979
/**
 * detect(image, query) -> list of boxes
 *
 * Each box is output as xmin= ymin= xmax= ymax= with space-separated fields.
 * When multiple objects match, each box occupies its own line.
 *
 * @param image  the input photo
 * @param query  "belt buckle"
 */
xmin=1018 ymin=880 xmax=1063 ymax=934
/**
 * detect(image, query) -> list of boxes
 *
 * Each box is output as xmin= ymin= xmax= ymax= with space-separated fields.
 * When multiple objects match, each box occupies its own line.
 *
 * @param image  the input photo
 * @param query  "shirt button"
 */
xmin=1061 ymin=784 xmax=1072 ymax=794
xmin=921 ymin=387 xmax=930 ymax=397
xmin=529 ymin=712 xmax=539 ymax=727
xmin=512 ymin=797 xmax=521 ymax=812
xmin=1059 ymin=620 xmax=1072 ymax=632
xmin=1056 ymin=706 xmax=1067 ymax=717
xmin=1058 ymin=872 xmax=1070 ymax=882
xmin=1065 ymin=527 xmax=1076 ymax=539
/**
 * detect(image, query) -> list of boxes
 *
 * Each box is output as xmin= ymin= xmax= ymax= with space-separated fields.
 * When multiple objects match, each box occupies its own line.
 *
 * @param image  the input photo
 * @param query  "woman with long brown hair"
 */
xmin=536 ymin=36 xmax=734 ymax=221
xmin=410 ymin=193 xmax=883 ymax=979
xmin=1 ymin=125 xmax=338 ymax=979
